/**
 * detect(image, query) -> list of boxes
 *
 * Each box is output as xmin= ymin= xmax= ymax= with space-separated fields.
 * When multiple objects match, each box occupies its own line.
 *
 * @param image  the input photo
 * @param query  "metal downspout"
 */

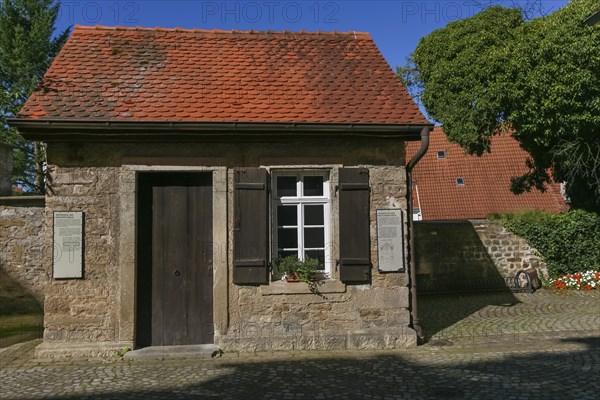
xmin=406 ymin=126 xmax=431 ymax=344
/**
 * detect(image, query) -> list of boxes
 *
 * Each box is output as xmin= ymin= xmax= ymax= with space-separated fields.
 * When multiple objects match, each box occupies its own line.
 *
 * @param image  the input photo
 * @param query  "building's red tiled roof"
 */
xmin=406 ymin=127 xmax=568 ymax=220
xmin=18 ymin=26 xmax=427 ymax=125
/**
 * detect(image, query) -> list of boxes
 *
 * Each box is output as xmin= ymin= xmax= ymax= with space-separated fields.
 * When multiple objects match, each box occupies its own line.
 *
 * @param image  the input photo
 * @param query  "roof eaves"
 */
xmin=584 ymin=9 xmax=600 ymax=25
xmin=8 ymin=118 xmax=433 ymax=142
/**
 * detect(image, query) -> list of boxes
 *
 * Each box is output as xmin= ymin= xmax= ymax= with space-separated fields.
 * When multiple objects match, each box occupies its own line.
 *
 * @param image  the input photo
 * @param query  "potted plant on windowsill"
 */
xmin=275 ymin=255 xmax=319 ymax=285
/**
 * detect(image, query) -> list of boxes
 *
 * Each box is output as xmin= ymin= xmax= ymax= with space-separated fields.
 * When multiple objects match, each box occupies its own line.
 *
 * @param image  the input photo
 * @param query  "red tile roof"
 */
xmin=18 ymin=26 xmax=427 ymax=125
xmin=406 ymin=127 xmax=568 ymax=220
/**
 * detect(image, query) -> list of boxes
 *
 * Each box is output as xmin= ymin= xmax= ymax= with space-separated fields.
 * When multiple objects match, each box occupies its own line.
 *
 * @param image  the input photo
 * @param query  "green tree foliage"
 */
xmin=401 ymin=0 xmax=600 ymax=210
xmin=0 ymin=0 xmax=70 ymax=193
xmin=494 ymin=210 xmax=600 ymax=278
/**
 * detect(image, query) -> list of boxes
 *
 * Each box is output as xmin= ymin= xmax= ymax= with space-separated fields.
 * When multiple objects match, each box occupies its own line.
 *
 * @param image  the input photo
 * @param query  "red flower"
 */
xmin=553 ymin=280 xmax=566 ymax=289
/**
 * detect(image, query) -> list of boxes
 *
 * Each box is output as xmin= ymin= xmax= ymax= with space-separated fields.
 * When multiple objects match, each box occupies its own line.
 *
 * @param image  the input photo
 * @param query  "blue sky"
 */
xmin=53 ymin=0 xmax=570 ymax=74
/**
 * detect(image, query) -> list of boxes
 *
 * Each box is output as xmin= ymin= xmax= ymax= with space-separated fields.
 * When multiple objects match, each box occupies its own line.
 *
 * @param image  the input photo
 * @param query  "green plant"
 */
xmin=1 ymin=0 xmax=71 ymax=193
xmin=495 ymin=210 xmax=600 ymax=279
xmin=274 ymin=255 xmax=319 ymax=284
xmin=116 ymin=346 xmax=131 ymax=358
xmin=399 ymin=0 xmax=600 ymax=210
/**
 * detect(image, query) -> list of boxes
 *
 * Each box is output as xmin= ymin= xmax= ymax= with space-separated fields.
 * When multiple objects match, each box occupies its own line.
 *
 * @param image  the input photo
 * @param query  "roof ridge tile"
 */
xmin=73 ymin=24 xmax=370 ymax=38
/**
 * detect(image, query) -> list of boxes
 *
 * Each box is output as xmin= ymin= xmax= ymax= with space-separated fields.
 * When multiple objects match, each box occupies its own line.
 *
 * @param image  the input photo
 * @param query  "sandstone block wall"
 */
xmin=36 ymin=138 xmax=416 ymax=358
xmin=41 ymin=166 xmax=122 ymax=343
xmin=0 ymin=197 xmax=46 ymax=304
xmin=415 ymin=220 xmax=545 ymax=292
xmin=221 ymin=164 xmax=414 ymax=352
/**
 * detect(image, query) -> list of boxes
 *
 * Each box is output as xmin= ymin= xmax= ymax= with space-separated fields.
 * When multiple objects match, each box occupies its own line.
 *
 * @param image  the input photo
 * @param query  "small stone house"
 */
xmin=10 ymin=25 xmax=432 ymax=358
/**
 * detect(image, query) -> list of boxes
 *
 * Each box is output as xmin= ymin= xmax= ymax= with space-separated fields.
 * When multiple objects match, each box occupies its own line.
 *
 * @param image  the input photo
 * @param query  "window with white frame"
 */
xmin=272 ymin=170 xmax=331 ymax=275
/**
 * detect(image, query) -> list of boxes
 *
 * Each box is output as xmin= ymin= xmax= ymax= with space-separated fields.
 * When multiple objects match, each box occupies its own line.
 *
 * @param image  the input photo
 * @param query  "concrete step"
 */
xmin=123 ymin=344 xmax=223 ymax=361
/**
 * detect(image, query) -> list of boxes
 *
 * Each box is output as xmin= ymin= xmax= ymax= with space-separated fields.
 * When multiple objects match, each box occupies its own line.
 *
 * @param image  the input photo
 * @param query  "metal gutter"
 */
xmin=406 ymin=126 xmax=431 ymax=344
xmin=584 ymin=8 xmax=600 ymax=25
xmin=7 ymin=119 xmax=434 ymax=142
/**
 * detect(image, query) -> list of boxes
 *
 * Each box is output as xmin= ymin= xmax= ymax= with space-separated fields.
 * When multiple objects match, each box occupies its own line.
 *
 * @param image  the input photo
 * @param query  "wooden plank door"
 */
xmin=186 ymin=184 xmax=214 ymax=343
xmin=147 ymin=173 xmax=213 ymax=346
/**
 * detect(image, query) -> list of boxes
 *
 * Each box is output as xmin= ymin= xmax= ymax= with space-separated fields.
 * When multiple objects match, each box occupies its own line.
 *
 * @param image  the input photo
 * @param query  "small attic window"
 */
xmin=437 ymin=151 xmax=446 ymax=159
xmin=456 ymin=177 xmax=465 ymax=185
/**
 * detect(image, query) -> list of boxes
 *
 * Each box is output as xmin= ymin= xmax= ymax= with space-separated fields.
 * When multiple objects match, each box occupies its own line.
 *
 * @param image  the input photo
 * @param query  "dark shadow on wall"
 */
xmin=32 ymin=336 xmax=599 ymax=400
xmin=414 ymin=221 xmax=511 ymax=292
xmin=0 ymin=268 xmax=43 ymax=347
xmin=414 ymin=221 xmax=520 ymax=341
xmin=0 ymin=268 xmax=42 ymax=315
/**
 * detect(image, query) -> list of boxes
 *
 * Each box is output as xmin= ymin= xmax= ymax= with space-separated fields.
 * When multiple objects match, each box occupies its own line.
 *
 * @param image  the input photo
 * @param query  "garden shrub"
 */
xmin=491 ymin=210 xmax=600 ymax=278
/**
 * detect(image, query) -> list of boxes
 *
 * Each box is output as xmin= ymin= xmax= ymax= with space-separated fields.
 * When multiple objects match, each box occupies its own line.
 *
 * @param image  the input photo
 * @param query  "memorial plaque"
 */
xmin=53 ymin=212 xmax=84 ymax=279
xmin=376 ymin=209 xmax=405 ymax=272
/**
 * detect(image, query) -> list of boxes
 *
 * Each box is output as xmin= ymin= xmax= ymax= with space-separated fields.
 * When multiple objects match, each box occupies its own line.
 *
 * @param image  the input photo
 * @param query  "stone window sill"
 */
xmin=260 ymin=279 xmax=346 ymax=296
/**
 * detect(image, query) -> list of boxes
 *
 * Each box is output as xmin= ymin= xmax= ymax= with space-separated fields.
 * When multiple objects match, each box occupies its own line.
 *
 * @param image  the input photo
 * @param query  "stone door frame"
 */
xmin=117 ymin=165 xmax=228 ymax=347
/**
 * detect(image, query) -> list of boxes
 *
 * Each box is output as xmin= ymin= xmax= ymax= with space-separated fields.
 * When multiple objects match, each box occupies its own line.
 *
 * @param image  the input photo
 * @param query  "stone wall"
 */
xmin=220 ymin=164 xmax=413 ymax=352
xmin=36 ymin=138 xmax=416 ymax=358
xmin=40 ymin=167 xmax=123 ymax=346
xmin=415 ymin=220 xmax=545 ymax=293
xmin=472 ymin=220 xmax=545 ymax=276
xmin=0 ymin=197 xmax=46 ymax=304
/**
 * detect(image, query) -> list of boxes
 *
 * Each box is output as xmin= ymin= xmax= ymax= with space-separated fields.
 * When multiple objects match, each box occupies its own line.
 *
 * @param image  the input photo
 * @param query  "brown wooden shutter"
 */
xmin=233 ymin=168 xmax=269 ymax=285
xmin=338 ymin=168 xmax=371 ymax=283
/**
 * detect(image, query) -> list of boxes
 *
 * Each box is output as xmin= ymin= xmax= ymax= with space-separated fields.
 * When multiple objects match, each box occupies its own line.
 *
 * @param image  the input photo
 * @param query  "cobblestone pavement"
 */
xmin=1 ymin=290 xmax=599 ymax=400
xmin=418 ymin=289 xmax=600 ymax=344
